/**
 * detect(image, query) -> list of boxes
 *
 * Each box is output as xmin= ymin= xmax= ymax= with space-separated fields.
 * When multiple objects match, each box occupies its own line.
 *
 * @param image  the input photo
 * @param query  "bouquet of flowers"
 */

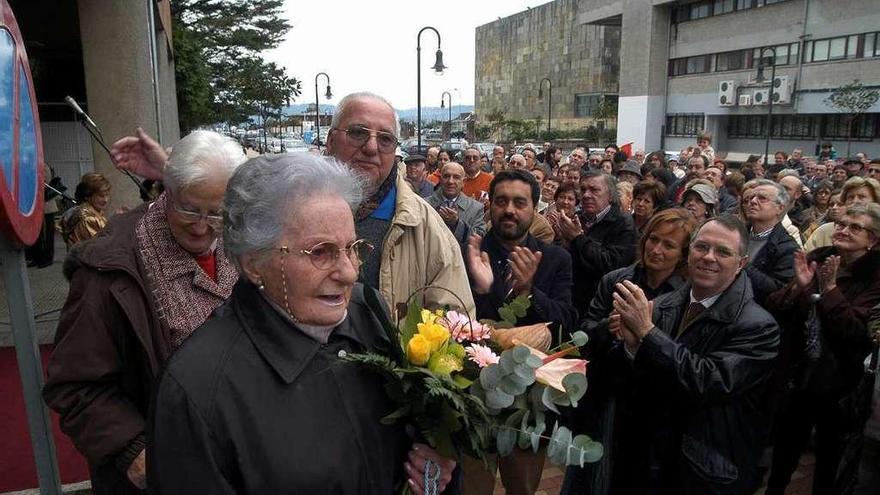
xmin=343 ymin=287 xmax=602 ymax=477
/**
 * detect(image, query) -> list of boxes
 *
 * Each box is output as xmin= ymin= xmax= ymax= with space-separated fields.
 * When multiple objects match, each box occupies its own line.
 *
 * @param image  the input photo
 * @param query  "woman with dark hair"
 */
xmin=801 ymin=180 xmax=834 ymax=237
xmin=61 ymin=172 xmax=112 ymax=245
xmin=632 ymin=180 xmax=667 ymax=234
xmin=563 ymin=208 xmax=698 ymax=495
xmin=547 ymin=182 xmax=581 ymax=242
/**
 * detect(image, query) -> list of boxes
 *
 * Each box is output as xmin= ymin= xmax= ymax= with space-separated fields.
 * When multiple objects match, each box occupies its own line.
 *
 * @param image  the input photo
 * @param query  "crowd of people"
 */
xmin=38 ymin=93 xmax=880 ymax=495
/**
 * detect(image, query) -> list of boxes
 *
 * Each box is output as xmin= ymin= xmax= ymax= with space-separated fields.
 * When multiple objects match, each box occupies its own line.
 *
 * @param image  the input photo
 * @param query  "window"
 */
xmin=575 ymin=94 xmax=601 ymax=118
xmin=666 ymin=114 xmax=705 ymax=137
xmin=716 ymin=50 xmax=747 ymax=71
xmin=812 ymin=39 xmax=830 ymax=61
xmin=821 ymin=114 xmax=879 ymax=140
xmin=737 ymin=0 xmax=753 ymax=10
xmin=714 ymin=0 xmax=735 ymax=15
xmin=866 ymin=33 xmax=878 ymax=57
xmin=728 ymin=115 xmax=816 ymax=139
xmin=687 ymin=55 xmax=708 ymax=74
xmin=847 ymin=35 xmax=859 ymax=59
xmin=829 ymin=37 xmax=846 ymax=60
xmin=669 ymin=55 xmax=710 ymax=76
xmin=691 ymin=3 xmax=711 ymax=19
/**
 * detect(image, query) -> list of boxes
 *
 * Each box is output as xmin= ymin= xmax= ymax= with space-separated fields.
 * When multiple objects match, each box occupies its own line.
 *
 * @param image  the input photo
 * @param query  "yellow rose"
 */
xmin=407 ymin=334 xmax=431 ymax=366
xmin=418 ymin=322 xmax=450 ymax=352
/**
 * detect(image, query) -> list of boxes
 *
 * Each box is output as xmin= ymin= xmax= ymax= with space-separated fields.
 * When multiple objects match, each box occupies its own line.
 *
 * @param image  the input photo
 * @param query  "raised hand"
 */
xmin=612 ymin=281 xmax=655 ymax=338
xmin=110 ymin=127 xmax=168 ymax=180
xmin=404 ymin=443 xmax=456 ymax=495
xmin=557 ymin=210 xmax=584 ymax=241
xmin=466 ymin=235 xmax=493 ymax=294
xmin=508 ymin=246 xmax=543 ymax=296
xmin=793 ymin=250 xmax=817 ymax=290
xmin=818 ymin=255 xmax=840 ymax=293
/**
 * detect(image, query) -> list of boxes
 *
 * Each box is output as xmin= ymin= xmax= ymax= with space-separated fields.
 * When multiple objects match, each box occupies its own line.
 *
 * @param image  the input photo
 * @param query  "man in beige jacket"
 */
xmin=325 ymin=92 xmax=475 ymax=320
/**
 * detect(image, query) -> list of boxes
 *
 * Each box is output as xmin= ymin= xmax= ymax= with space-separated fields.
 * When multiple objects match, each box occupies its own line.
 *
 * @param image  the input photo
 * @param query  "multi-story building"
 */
xmin=474 ymin=0 xmax=621 ymax=131
xmin=478 ymin=0 xmax=880 ymax=158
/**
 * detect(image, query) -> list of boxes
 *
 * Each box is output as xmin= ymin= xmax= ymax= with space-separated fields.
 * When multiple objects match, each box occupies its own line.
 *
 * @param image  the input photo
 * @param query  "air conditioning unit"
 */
xmin=753 ymin=88 xmax=770 ymax=106
xmin=738 ymin=94 xmax=752 ymax=106
xmin=771 ymin=75 xmax=793 ymax=104
xmin=718 ymin=80 xmax=737 ymax=107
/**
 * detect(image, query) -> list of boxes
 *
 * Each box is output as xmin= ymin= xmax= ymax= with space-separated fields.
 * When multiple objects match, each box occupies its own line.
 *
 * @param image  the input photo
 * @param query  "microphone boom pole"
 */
xmin=64 ymin=96 xmax=150 ymax=198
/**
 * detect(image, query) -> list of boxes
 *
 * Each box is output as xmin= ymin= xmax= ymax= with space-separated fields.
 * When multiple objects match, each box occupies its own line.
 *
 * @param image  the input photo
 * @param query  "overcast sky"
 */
xmin=264 ymin=1 xmax=543 ymax=110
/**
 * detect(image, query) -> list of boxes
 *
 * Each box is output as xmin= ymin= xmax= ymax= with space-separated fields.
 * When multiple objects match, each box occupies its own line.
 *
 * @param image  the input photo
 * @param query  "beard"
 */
xmin=492 ymin=213 xmax=531 ymax=241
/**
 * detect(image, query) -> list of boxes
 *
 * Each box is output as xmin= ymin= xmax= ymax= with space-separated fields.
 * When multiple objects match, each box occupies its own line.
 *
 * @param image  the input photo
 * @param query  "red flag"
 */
xmin=619 ymin=142 xmax=634 ymax=159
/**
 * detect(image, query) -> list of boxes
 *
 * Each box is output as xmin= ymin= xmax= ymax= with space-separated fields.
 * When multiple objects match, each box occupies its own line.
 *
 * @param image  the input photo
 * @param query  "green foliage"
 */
xmin=496 ymin=294 xmax=530 ymax=327
xmin=171 ymin=0 xmax=300 ymax=129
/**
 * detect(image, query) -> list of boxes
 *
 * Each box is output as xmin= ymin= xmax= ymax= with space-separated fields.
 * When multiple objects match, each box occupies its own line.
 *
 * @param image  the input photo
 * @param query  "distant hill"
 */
xmin=281 ymin=103 xmax=474 ymax=122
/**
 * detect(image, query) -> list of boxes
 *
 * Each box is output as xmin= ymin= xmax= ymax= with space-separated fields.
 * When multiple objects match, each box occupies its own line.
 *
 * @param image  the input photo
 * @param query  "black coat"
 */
xmin=148 ymin=281 xmax=410 ymax=494
xmin=474 ymin=232 xmax=578 ymax=346
xmin=569 ymin=205 xmax=637 ymax=312
xmin=607 ymin=272 xmax=780 ymax=495
xmin=767 ymin=247 xmax=880 ymax=399
xmin=745 ymin=221 xmax=798 ymax=305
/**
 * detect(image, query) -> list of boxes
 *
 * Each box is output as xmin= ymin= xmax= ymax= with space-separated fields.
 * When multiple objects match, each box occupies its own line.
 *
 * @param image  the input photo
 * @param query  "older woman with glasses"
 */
xmin=564 ymin=208 xmax=697 ymax=495
xmin=44 ymin=130 xmax=245 ymax=494
xmin=149 ymin=153 xmax=455 ymax=494
xmin=766 ymin=203 xmax=880 ymax=495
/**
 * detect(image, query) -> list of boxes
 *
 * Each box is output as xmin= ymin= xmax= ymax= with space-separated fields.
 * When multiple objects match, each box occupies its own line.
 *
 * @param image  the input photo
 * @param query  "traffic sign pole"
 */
xmin=0 ymin=236 xmax=62 ymax=495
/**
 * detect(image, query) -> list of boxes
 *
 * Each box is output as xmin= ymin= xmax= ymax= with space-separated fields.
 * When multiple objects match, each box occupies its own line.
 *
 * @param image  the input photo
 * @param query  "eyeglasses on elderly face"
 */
xmin=280 ymin=239 xmax=374 ymax=270
xmin=332 ymin=125 xmax=398 ymax=153
xmin=834 ymin=220 xmax=872 ymax=236
xmin=170 ymin=199 xmax=224 ymax=229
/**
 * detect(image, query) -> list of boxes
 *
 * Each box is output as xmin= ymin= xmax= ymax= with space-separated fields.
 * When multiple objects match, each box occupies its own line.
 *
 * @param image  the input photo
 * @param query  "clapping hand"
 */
xmin=466 ymin=235 xmax=493 ymax=294
xmin=438 ymin=206 xmax=459 ymax=227
xmin=817 ymin=255 xmax=840 ymax=294
xmin=793 ymin=250 xmax=817 ymax=290
xmin=612 ymin=281 xmax=655 ymax=339
xmin=557 ymin=210 xmax=584 ymax=242
xmin=508 ymin=246 xmax=543 ymax=296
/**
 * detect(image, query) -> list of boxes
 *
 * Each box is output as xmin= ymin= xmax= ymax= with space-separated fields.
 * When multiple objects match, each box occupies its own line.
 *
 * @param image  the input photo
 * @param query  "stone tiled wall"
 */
xmin=475 ymin=0 xmax=620 ymax=127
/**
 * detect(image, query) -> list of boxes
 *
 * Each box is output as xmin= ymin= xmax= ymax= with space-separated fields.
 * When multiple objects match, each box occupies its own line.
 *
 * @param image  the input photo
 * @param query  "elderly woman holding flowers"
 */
xmin=148 ymin=153 xmax=455 ymax=494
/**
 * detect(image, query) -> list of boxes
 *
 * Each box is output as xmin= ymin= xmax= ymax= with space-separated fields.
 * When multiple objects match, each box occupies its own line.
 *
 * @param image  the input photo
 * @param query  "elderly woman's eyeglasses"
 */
xmin=280 ymin=239 xmax=374 ymax=270
xmin=332 ymin=125 xmax=399 ymax=153
xmin=170 ymin=201 xmax=223 ymax=229
xmin=834 ymin=221 xmax=871 ymax=236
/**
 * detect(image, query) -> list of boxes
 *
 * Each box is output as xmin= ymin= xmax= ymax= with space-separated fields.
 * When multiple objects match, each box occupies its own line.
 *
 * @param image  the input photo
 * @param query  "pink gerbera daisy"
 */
xmin=465 ymin=344 xmax=500 ymax=368
xmin=440 ymin=311 xmax=492 ymax=342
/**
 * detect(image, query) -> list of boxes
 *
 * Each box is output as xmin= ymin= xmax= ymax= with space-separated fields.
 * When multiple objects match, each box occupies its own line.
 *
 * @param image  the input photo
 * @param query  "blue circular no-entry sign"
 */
xmin=0 ymin=0 xmax=44 ymax=247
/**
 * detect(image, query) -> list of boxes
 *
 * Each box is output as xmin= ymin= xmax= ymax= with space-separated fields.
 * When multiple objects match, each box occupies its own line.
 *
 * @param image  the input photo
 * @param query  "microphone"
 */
xmin=64 ymin=96 xmax=100 ymax=131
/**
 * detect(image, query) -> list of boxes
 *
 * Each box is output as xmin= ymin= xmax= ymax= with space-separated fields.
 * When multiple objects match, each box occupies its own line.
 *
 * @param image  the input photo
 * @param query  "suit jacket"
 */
xmin=425 ymin=190 xmax=486 ymax=244
xmin=745 ymin=221 xmax=798 ymax=305
xmin=474 ymin=233 xmax=578 ymax=346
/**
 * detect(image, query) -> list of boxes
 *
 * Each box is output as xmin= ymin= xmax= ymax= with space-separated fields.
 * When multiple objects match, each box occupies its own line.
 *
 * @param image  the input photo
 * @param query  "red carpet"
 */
xmin=0 ymin=345 xmax=89 ymax=492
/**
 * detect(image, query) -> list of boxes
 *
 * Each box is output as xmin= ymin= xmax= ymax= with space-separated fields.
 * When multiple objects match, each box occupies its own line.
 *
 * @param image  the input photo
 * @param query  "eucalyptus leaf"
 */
xmin=499 ymin=351 xmax=516 ymax=373
xmin=571 ymin=435 xmax=604 ymax=465
xmin=486 ymin=388 xmax=515 ymax=409
xmin=511 ymin=345 xmax=530 ymax=364
xmin=480 ymin=364 xmax=503 ymax=389
xmin=562 ymin=373 xmax=588 ymax=406
xmin=570 ymin=330 xmax=589 ymax=347
xmin=548 ymin=424 xmax=574 ymax=465
xmin=507 ymin=368 xmax=535 ymax=387
xmin=511 ymin=301 xmax=528 ymax=318
xmin=496 ymin=428 xmax=517 ymax=456
xmin=525 ymin=354 xmax=543 ymax=369
xmin=499 ymin=377 xmax=527 ymax=396
xmin=513 ymin=363 xmax=536 ymax=382
xmin=541 ymin=385 xmax=562 ymax=414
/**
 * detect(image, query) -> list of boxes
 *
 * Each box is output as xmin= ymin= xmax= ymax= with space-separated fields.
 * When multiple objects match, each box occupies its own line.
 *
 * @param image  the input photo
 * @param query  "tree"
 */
xmin=825 ymin=80 xmax=880 ymax=156
xmin=171 ymin=0 xmax=299 ymax=131
xmin=592 ymin=97 xmax=618 ymax=131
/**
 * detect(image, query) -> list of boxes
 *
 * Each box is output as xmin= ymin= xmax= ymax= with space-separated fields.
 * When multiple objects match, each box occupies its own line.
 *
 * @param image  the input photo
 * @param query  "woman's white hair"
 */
xmin=223 ymin=152 xmax=365 ymax=270
xmin=164 ymin=130 xmax=246 ymax=193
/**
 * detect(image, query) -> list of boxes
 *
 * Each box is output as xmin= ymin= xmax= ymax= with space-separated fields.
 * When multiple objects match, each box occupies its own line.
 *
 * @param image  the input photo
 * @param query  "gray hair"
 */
xmin=744 ymin=178 xmax=789 ymax=210
xmin=165 ymin=130 xmax=246 ymax=193
xmin=777 ymin=169 xmax=801 ymax=180
xmin=223 ymin=152 xmax=365 ymax=270
xmin=846 ymin=203 xmax=880 ymax=238
xmin=330 ymin=92 xmax=400 ymax=137
xmin=581 ymin=170 xmax=620 ymax=206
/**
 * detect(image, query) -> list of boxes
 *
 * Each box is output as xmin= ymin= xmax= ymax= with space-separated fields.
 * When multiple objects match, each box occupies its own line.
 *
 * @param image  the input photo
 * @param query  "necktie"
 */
xmin=675 ymin=302 xmax=705 ymax=338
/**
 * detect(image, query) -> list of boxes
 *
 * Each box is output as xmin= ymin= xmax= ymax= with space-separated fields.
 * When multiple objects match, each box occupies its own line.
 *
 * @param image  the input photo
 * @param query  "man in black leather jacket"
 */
xmin=607 ymin=215 xmax=780 ymax=494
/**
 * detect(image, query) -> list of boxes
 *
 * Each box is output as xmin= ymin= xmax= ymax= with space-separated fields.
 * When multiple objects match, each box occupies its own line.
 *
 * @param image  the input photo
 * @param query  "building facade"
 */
xmin=478 ymin=0 xmax=880 ymax=158
xmin=474 ymin=0 xmax=620 ymax=131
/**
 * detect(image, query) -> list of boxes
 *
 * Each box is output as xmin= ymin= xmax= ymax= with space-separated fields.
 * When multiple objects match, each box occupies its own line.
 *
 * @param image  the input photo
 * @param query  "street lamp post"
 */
xmin=538 ymin=77 xmax=552 ymax=136
xmin=314 ymin=72 xmax=332 ymax=147
xmin=441 ymin=91 xmax=452 ymax=140
xmin=417 ymin=26 xmax=446 ymax=151
xmin=755 ymin=47 xmax=777 ymax=164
